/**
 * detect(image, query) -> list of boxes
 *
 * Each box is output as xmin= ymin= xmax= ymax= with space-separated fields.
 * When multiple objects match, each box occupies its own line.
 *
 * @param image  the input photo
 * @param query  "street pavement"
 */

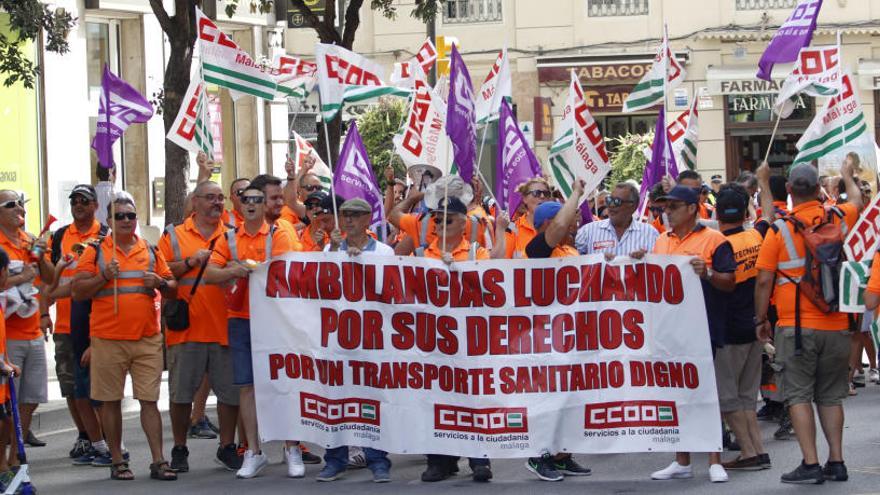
xmin=22 ymin=371 xmax=880 ymax=495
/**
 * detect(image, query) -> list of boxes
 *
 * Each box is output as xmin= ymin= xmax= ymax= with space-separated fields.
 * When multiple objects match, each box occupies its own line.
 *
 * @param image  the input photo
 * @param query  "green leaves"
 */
xmin=0 ymin=0 xmax=75 ymax=88
xmin=608 ymin=132 xmax=653 ymax=185
xmin=355 ymin=97 xmax=407 ymax=189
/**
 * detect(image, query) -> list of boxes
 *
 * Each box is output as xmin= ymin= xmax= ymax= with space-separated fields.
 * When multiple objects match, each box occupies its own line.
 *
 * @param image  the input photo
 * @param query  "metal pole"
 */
xmin=427 ymin=14 xmax=436 ymax=86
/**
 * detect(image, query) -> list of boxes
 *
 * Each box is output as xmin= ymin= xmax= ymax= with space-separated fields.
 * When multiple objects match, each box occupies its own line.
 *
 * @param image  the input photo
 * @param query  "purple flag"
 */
xmin=638 ymin=107 xmax=679 ymax=212
xmin=496 ymin=99 xmax=542 ymax=213
xmin=91 ymin=65 xmax=153 ymax=168
xmin=333 ymin=123 xmax=385 ymax=235
xmin=446 ymin=44 xmax=476 ymax=183
xmin=756 ymin=0 xmax=823 ymax=81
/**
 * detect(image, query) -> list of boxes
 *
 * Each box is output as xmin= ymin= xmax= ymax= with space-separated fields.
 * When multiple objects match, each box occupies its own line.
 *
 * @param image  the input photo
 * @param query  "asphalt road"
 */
xmin=21 ymin=375 xmax=880 ymax=495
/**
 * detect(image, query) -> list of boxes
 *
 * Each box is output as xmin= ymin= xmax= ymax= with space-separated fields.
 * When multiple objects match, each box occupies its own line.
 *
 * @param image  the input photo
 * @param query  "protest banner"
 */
xmin=250 ymin=253 xmax=722 ymax=457
xmin=844 ymin=192 xmax=880 ymax=262
xmin=840 ymin=260 xmax=872 ymax=313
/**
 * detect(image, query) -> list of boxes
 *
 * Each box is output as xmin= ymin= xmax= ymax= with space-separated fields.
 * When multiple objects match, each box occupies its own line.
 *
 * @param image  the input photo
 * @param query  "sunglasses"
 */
xmin=432 ymin=215 xmax=455 ymax=226
xmin=0 ymin=199 xmax=24 ymax=209
xmin=196 ymin=193 xmax=226 ymax=203
xmin=241 ymin=195 xmax=265 ymax=205
xmin=304 ymin=185 xmax=324 ymax=193
xmin=526 ymin=190 xmax=552 ymax=199
xmin=70 ymin=196 xmax=93 ymax=206
xmin=113 ymin=212 xmax=137 ymax=221
xmin=607 ymin=197 xmax=635 ymax=208
xmin=341 ymin=211 xmax=369 ymax=219
xmin=233 ymin=188 xmax=246 ymax=197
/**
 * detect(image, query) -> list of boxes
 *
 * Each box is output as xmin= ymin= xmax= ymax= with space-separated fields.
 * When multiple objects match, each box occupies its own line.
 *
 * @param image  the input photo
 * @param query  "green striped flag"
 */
xmin=272 ymin=55 xmax=317 ymax=101
xmin=668 ymin=88 xmax=700 ymax=170
xmin=622 ymin=29 xmax=686 ymax=113
xmin=506 ymin=412 xmax=523 ymax=428
xmin=840 ymin=260 xmax=872 ymax=313
xmin=658 ymin=406 xmax=674 ymax=422
xmin=196 ymin=8 xmax=277 ymax=101
xmin=166 ymin=75 xmax=215 ymax=159
xmin=793 ymin=73 xmax=870 ymax=167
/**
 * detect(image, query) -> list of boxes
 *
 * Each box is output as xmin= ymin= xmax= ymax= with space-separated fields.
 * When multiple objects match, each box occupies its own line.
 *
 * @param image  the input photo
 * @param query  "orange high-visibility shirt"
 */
xmin=53 ymin=220 xmax=102 ymax=335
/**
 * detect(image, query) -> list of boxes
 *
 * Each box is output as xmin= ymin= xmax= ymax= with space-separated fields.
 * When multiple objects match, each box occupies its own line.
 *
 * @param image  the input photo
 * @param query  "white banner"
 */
xmin=250 ymin=253 xmax=722 ymax=457
xmin=844 ymin=192 xmax=880 ymax=262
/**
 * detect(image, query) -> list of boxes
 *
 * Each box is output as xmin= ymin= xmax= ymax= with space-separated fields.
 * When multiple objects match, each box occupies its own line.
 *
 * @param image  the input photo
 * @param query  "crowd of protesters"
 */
xmin=0 ymin=149 xmax=873 ymax=487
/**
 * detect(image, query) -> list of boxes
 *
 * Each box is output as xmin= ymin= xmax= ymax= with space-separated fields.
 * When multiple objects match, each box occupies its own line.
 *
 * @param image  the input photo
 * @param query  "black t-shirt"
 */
xmin=702 ymin=240 xmax=737 ymax=348
xmin=525 ymin=232 xmax=554 ymax=259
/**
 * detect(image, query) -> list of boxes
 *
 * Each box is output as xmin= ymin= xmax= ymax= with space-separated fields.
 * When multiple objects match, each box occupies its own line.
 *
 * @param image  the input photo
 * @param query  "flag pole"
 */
xmin=319 ymin=94 xmax=340 ymax=231
xmin=763 ymin=112 xmax=783 ymax=164
xmin=662 ymin=24 xmax=670 ymax=177
xmin=475 ymin=122 xmax=498 ymax=205
xmin=837 ymin=31 xmax=846 ymax=148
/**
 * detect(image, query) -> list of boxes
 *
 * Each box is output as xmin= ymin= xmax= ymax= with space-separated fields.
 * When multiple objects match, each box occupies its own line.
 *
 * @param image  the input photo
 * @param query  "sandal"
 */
xmin=150 ymin=460 xmax=178 ymax=481
xmin=111 ymin=461 xmax=135 ymax=481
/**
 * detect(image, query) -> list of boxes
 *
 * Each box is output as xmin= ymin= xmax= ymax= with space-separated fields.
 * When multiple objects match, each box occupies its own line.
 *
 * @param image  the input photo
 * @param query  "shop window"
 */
xmin=442 ymin=0 xmax=503 ymax=24
xmin=735 ymin=0 xmax=798 ymax=10
xmin=86 ymin=20 xmax=121 ymax=182
xmin=726 ymin=93 xmax=813 ymax=123
xmin=587 ymin=0 xmax=649 ymax=17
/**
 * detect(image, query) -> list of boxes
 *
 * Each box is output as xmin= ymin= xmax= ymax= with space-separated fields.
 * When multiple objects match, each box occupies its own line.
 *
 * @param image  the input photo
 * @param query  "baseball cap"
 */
xmin=533 ymin=201 xmax=563 ymax=230
xmin=69 ymin=184 xmax=97 ymax=202
xmin=660 ymin=185 xmax=699 ymax=205
xmin=714 ymin=187 xmax=748 ymax=222
xmin=319 ymin=194 xmax=345 ymax=214
xmin=711 ymin=174 xmax=723 ymax=183
xmin=305 ymin=191 xmax=328 ymax=208
xmin=431 ymin=197 xmax=468 ymax=216
xmin=339 ymin=198 xmax=371 ymax=213
xmin=788 ymin=163 xmax=819 ymax=189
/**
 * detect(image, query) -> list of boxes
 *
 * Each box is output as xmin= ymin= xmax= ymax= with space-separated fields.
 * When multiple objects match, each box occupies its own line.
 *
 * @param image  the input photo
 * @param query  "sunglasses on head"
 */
xmin=0 ymin=199 xmax=24 ymax=209
xmin=70 ymin=196 xmax=92 ymax=206
xmin=607 ymin=197 xmax=635 ymax=208
xmin=241 ymin=195 xmax=265 ymax=205
xmin=526 ymin=190 xmax=552 ymax=199
xmin=113 ymin=212 xmax=137 ymax=221
xmin=304 ymin=185 xmax=324 ymax=193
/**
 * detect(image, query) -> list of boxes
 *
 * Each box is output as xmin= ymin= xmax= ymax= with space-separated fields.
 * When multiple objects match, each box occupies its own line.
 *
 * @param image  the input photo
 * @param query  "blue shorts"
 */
xmin=228 ymin=318 xmax=253 ymax=386
xmin=72 ymin=350 xmax=102 ymax=406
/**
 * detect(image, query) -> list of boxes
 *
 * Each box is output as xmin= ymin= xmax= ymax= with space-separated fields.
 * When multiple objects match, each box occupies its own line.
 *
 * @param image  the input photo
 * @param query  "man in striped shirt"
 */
xmin=575 ymin=182 xmax=658 ymax=258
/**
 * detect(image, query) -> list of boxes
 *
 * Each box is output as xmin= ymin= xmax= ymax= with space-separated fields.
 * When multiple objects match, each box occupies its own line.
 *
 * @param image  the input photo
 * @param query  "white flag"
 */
xmin=623 ymin=30 xmax=685 ymax=113
xmin=548 ymin=70 xmax=611 ymax=198
xmin=774 ymin=46 xmax=840 ymax=118
xmin=292 ymin=131 xmax=332 ymax=187
xmin=272 ymin=55 xmax=317 ymax=100
xmin=391 ymin=38 xmax=438 ymax=88
xmin=166 ymin=75 xmax=214 ymax=158
xmin=667 ymin=89 xmax=701 ymax=170
xmin=474 ymin=49 xmax=512 ymax=123
xmin=393 ymin=62 xmax=452 ymax=177
xmin=196 ymin=7 xmax=277 ymax=101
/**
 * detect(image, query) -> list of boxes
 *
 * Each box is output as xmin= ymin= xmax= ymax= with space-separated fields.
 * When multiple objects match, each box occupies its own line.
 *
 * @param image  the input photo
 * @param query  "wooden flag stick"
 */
xmin=763 ymin=111 xmax=783 ymax=165
xmin=110 ymin=195 xmax=118 ymax=314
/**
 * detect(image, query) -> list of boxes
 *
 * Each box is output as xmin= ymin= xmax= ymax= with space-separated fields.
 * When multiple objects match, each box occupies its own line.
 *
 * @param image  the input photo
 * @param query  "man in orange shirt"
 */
xmin=221 ymin=177 xmax=249 ymax=228
xmin=755 ymin=160 xmax=862 ymax=484
xmin=0 ymin=190 xmax=54 ymax=450
xmin=47 ymin=184 xmax=107 ymax=462
xmin=72 ymin=195 xmax=178 ymax=481
xmin=159 ymin=181 xmax=241 ymax=473
xmin=249 ymin=174 xmax=304 ymax=251
xmin=300 ymin=192 xmax=337 ymax=252
xmin=206 ymin=185 xmax=295 ymax=480
xmin=649 ymin=185 xmax=736 ymax=484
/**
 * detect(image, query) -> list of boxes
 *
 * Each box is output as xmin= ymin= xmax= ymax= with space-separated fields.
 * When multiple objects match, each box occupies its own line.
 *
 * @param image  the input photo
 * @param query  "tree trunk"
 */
xmin=160 ymin=39 xmax=194 ymax=226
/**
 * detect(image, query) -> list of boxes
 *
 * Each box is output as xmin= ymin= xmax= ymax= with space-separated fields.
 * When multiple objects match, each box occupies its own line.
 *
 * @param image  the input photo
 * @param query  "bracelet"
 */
xmin=287 ymin=176 xmax=296 ymax=181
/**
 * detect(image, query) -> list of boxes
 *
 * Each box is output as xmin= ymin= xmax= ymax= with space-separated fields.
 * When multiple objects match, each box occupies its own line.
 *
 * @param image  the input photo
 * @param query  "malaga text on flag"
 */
xmin=315 ymin=44 xmax=410 ymax=121
xmin=196 ymin=7 xmax=277 ymax=101
xmin=446 ymin=44 xmax=477 ymax=183
xmin=91 ymin=65 xmax=153 ymax=168
xmin=333 ymin=123 xmax=385 ymax=233
xmin=166 ymin=75 xmax=214 ymax=159
xmin=496 ymin=99 xmax=542 ymax=214
xmin=756 ymin=0 xmax=824 ymax=81
xmin=475 ymin=49 xmax=512 ymax=124
xmin=774 ymin=45 xmax=840 ymax=118
xmin=392 ymin=62 xmax=451 ymax=176
xmin=622 ymin=31 xmax=685 ymax=113
xmin=390 ymin=38 xmax=437 ymax=88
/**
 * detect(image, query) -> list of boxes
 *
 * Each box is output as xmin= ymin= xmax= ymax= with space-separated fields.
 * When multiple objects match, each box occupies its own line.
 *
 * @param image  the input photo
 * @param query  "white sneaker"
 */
xmin=285 ymin=445 xmax=305 ymax=478
xmin=709 ymin=463 xmax=729 ymax=483
xmin=651 ymin=461 xmax=693 ymax=480
xmin=236 ymin=450 xmax=268 ymax=479
xmin=870 ymin=368 xmax=880 ymax=384
xmin=348 ymin=446 xmax=367 ymax=469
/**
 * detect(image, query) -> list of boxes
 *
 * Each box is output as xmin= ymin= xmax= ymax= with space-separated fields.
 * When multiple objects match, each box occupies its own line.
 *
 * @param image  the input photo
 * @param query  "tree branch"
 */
xmin=148 ymin=0 xmax=174 ymax=34
xmin=290 ymin=0 xmax=339 ymax=43
xmin=341 ymin=0 xmax=365 ymax=49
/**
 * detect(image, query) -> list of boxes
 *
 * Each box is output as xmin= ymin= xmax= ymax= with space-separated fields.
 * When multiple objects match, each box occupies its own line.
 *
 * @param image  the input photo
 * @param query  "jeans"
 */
xmin=325 ymin=446 xmax=391 ymax=472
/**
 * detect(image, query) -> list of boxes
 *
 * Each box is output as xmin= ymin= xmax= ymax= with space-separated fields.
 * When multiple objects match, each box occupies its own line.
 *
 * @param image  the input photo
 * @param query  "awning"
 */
xmin=695 ymin=25 xmax=880 ymax=41
xmin=706 ymin=65 xmax=791 ymax=95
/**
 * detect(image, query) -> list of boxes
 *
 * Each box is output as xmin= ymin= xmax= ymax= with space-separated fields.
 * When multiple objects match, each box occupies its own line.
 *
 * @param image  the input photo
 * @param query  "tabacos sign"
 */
xmin=584 ymin=400 xmax=678 ymax=429
xmin=434 ymin=404 xmax=528 ymax=435
xmin=300 ymin=392 xmax=380 ymax=426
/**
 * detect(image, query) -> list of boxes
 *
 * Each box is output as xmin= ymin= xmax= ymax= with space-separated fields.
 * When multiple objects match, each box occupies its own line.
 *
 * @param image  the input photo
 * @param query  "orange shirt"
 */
xmin=651 ymin=215 xmax=666 ymax=234
xmin=866 ymin=252 xmax=880 ymax=296
xmin=424 ymin=238 xmax=490 ymax=261
xmin=157 ymin=217 xmax=228 ymax=346
xmin=653 ymin=224 xmax=729 ymax=263
xmin=299 ymin=224 xmax=331 ymax=252
xmin=275 ymin=219 xmax=304 ymax=251
xmin=0 ymin=229 xmax=41 ymax=341
xmin=210 ymin=223 xmax=293 ymax=320
xmin=505 ymin=214 xmax=537 ymax=259
xmin=221 ymin=209 xmax=244 ymax=228
xmin=280 ymin=206 xmax=299 ymax=225
xmin=53 ymin=220 xmax=102 ymax=335
xmin=756 ymin=200 xmax=858 ymax=331
xmin=76 ymin=236 xmax=173 ymax=341
xmin=399 ymin=212 xmax=487 ymax=249
xmin=552 ymin=245 xmax=579 ymax=258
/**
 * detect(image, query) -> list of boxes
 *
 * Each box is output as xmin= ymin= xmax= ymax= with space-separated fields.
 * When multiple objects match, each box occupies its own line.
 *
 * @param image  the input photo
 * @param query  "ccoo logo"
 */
xmin=584 ymin=400 xmax=678 ymax=429
xmin=434 ymin=404 xmax=528 ymax=435
xmin=300 ymin=392 xmax=380 ymax=426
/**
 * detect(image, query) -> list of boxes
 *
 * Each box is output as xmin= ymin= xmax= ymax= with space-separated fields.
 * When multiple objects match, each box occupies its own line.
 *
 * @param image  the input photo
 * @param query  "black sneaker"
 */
xmin=301 ymin=450 xmax=322 ymax=464
xmin=204 ymin=416 xmax=220 ymax=435
xmin=774 ymin=415 xmax=795 ymax=440
xmin=722 ymin=429 xmax=741 ymax=451
xmin=526 ymin=456 xmax=563 ymax=482
xmin=170 ymin=445 xmax=189 ymax=473
xmin=421 ymin=462 xmax=453 ymax=482
xmin=188 ymin=420 xmax=217 ymax=440
xmin=823 ymin=461 xmax=848 ymax=481
xmin=781 ymin=462 xmax=824 ymax=484
xmin=25 ymin=430 xmax=46 ymax=447
xmin=216 ymin=443 xmax=243 ymax=471
xmin=69 ymin=436 xmax=90 ymax=459
xmin=554 ymin=456 xmax=591 ymax=476
xmin=758 ymin=453 xmax=771 ymax=469
xmin=472 ymin=465 xmax=492 ymax=482
xmin=756 ymin=402 xmax=781 ymax=422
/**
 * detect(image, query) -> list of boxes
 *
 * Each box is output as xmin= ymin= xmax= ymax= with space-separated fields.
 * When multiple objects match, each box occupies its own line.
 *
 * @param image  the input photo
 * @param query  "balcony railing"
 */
xmin=442 ymin=0 xmax=503 ymax=24
xmin=587 ymin=0 xmax=649 ymax=17
xmin=736 ymin=0 xmax=798 ymax=10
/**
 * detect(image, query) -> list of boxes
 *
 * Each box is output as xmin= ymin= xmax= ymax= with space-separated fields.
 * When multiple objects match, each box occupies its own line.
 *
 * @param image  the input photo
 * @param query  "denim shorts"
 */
xmin=228 ymin=318 xmax=253 ymax=386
